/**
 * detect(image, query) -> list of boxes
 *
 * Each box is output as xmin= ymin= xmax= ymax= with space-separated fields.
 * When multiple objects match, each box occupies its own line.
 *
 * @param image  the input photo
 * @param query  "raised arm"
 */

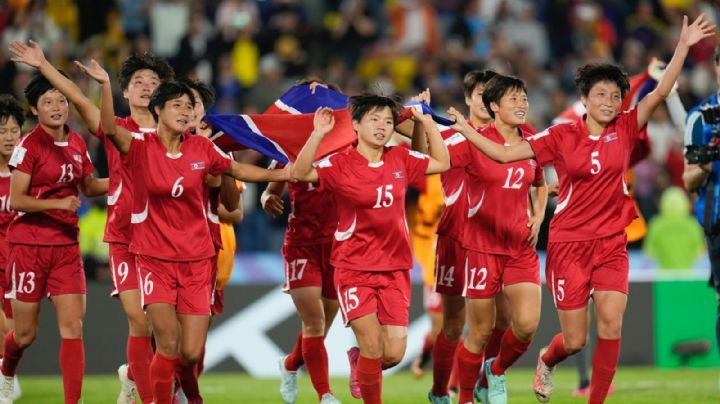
xmin=79 ymin=175 xmax=109 ymax=197
xmin=411 ymin=107 xmax=448 ymax=174
xmin=410 ymin=89 xmax=431 ymax=153
xmin=83 ymin=59 xmax=133 ymax=154
xmin=9 ymin=170 xmax=81 ymax=213
xmin=447 ymin=107 xmax=535 ymax=163
xmin=637 ymin=15 xmax=715 ymax=128
xmin=292 ymin=107 xmax=335 ymax=182
xmin=9 ymin=40 xmax=101 ymax=132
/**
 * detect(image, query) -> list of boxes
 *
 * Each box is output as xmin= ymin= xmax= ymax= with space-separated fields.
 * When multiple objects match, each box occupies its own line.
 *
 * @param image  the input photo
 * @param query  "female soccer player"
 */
xmin=450 ymin=15 xmax=714 ymax=404
xmin=445 ymin=74 xmax=547 ymax=404
xmin=0 ymin=95 xmax=24 ymax=401
xmin=88 ymin=60 xmax=288 ymax=403
xmin=8 ymin=39 xmax=174 ymax=404
xmin=0 ymin=74 xmax=109 ymax=404
xmin=292 ymin=95 xmax=449 ymax=403
xmin=262 ymin=79 xmax=342 ymax=404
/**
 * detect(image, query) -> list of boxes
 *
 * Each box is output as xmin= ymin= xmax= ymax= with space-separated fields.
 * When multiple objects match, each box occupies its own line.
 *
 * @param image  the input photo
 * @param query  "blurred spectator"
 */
xmin=149 ymin=0 xmax=190 ymax=57
xmin=644 ymin=187 xmax=705 ymax=269
xmin=117 ymin=0 xmax=149 ymax=39
xmin=388 ymin=0 xmax=440 ymax=55
xmin=330 ymin=0 xmax=379 ymax=69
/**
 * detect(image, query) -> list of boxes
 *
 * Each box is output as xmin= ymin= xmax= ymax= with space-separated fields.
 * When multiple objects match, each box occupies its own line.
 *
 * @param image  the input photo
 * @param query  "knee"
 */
xmin=302 ymin=317 xmax=326 ymax=338
xmin=155 ymin=335 xmax=179 ymax=357
xmin=512 ymin=318 xmax=539 ymax=342
xmin=382 ymin=351 xmax=404 ymax=369
xmin=13 ymin=328 xmax=36 ymax=348
xmin=563 ymin=334 xmax=587 ymax=354
xmin=59 ymin=319 xmax=84 ymax=339
xmin=597 ymin=318 xmax=623 ymax=340
xmin=127 ymin=314 xmax=151 ymax=336
xmin=442 ymin=318 xmax=464 ymax=342
xmin=180 ymin=346 xmax=203 ymax=364
xmin=466 ymin=324 xmax=493 ymax=351
xmin=359 ymin=339 xmax=383 ymax=358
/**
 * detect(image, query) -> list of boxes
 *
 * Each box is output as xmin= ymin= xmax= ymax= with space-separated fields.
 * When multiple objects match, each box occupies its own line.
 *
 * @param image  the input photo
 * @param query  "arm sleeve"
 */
xmin=9 ymin=137 xmax=36 ymax=175
xmin=620 ymin=107 xmax=647 ymax=149
xmin=315 ymin=154 xmax=340 ymax=192
xmin=403 ymin=148 xmax=431 ymax=191
xmin=526 ymin=126 xmax=560 ymax=166
xmin=448 ymin=136 xmax=472 ymax=168
xmin=666 ymin=92 xmax=688 ymax=133
xmin=207 ymin=140 xmax=233 ymax=176
xmin=81 ymin=149 xmax=95 ymax=178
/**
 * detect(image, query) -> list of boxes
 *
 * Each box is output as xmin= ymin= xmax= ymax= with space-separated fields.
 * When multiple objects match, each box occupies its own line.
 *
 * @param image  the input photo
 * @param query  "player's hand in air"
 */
xmin=8 ymin=39 xmax=47 ymax=68
xmin=312 ymin=107 xmax=335 ymax=136
xmin=74 ymin=59 xmax=110 ymax=85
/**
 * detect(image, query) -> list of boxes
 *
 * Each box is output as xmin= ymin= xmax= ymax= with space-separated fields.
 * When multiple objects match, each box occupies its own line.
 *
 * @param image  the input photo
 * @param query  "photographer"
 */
xmin=683 ymin=47 xmax=720 ymax=362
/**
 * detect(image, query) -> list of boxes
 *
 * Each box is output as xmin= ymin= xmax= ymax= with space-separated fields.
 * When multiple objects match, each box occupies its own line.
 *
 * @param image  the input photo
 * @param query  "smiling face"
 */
xmin=0 ymin=116 xmax=20 ymax=159
xmin=491 ymin=87 xmax=528 ymax=126
xmin=581 ymin=80 xmax=623 ymax=126
xmin=30 ymin=89 xmax=69 ymax=131
xmin=156 ymin=93 xmax=194 ymax=134
xmin=353 ymin=106 xmax=395 ymax=148
xmin=124 ymin=69 xmax=161 ymax=110
xmin=466 ymin=83 xmax=492 ymax=125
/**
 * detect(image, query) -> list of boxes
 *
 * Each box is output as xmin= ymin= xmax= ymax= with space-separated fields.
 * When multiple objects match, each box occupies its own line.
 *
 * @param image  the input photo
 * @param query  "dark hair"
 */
xmin=119 ymin=53 xmax=175 ymax=90
xmin=295 ymin=77 xmax=341 ymax=92
xmin=463 ymin=69 xmax=498 ymax=98
xmin=575 ymin=63 xmax=630 ymax=99
xmin=148 ymin=81 xmax=196 ymax=122
xmin=180 ymin=78 xmax=215 ymax=108
xmin=24 ymin=71 xmax=69 ymax=107
xmin=348 ymin=93 xmax=402 ymax=124
xmin=0 ymin=94 xmax=25 ymax=129
xmin=482 ymin=75 xmax=528 ymax=119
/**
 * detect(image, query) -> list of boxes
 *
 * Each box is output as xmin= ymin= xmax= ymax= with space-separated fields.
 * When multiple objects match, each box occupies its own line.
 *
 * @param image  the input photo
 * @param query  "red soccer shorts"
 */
xmin=5 ymin=244 xmax=86 ymax=302
xmin=281 ymin=242 xmax=337 ymax=300
xmin=335 ymin=268 xmax=411 ymax=326
xmin=463 ymin=247 xmax=540 ymax=299
xmin=423 ymin=284 xmax=442 ymax=314
xmin=434 ymin=235 xmax=467 ymax=296
xmin=109 ymin=243 xmax=139 ymax=296
xmin=136 ymin=255 xmax=214 ymax=315
xmin=545 ymin=232 xmax=629 ymax=310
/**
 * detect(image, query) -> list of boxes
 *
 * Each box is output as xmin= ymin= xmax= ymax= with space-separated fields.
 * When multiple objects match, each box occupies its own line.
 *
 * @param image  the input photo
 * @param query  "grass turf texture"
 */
xmin=15 ymin=367 xmax=719 ymax=403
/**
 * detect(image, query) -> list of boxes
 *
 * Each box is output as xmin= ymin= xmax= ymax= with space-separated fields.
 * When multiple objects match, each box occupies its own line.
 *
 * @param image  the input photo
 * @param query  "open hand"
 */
xmin=8 ymin=40 xmax=47 ymax=68
xmin=74 ymin=59 xmax=110 ymax=84
xmin=679 ymin=14 xmax=716 ymax=48
xmin=313 ymin=107 xmax=335 ymax=136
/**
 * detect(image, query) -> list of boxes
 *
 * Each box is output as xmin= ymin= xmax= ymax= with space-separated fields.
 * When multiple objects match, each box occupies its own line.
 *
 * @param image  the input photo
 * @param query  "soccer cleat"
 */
xmin=484 ymin=358 xmax=507 ymax=404
xmin=346 ymin=347 xmax=362 ymax=399
xmin=10 ymin=375 xmax=19 ymax=401
xmin=0 ymin=373 xmax=13 ymax=404
xmin=427 ymin=390 xmax=452 ymax=404
xmin=533 ymin=348 xmax=554 ymax=403
xmin=320 ymin=393 xmax=342 ymax=404
xmin=278 ymin=355 xmax=298 ymax=404
xmin=473 ymin=383 xmax=488 ymax=403
xmin=117 ymin=363 xmax=137 ymax=404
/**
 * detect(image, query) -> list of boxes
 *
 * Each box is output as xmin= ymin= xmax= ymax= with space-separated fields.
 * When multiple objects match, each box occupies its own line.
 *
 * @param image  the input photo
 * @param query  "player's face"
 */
xmin=189 ymin=89 xmax=206 ymax=131
xmin=353 ymin=106 xmax=395 ymax=148
xmin=0 ymin=116 xmax=20 ymax=159
xmin=581 ymin=80 xmax=622 ymax=126
xmin=492 ymin=88 xmax=528 ymax=127
xmin=465 ymin=83 xmax=491 ymax=124
xmin=124 ymin=69 xmax=161 ymax=110
xmin=157 ymin=94 xmax=194 ymax=134
xmin=31 ymin=89 xmax=69 ymax=130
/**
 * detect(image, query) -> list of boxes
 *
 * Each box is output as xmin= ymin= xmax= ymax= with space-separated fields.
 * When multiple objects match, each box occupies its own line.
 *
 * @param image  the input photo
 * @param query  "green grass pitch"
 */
xmin=16 ymin=367 xmax=720 ymax=403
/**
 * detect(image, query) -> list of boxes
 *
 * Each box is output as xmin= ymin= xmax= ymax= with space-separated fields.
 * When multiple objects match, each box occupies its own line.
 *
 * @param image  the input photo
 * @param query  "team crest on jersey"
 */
xmin=603 ymin=132 xmax=618 ymax=143
xmin=191 ymin=161 xmax=206 ymax=171
xmin=72 ymin=153 xmax=82 ymax=163
xmin=392 ymin=169 xmax=404 ymax=180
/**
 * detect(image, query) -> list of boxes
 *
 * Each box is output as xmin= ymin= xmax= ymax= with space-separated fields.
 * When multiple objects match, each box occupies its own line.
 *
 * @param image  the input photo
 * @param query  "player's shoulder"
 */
xmin=387 ymin=145 xmax=428 ymax=161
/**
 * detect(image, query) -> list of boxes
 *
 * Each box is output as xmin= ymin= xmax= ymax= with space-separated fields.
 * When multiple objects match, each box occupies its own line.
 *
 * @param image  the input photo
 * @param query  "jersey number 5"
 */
xmin=590 ymin=151 xmax=601 ymax=175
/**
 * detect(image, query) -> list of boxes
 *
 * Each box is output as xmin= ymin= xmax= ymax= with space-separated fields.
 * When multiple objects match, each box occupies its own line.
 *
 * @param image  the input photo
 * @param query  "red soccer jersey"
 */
xmin=8 ymin=125 xmax=95 ymax=245
xmin=285 ymin=180 xmax=338 ymax=246
xmin=456 ymin=124 xmax=544 ymax=254
xmin=0 ymin=173 xmax=14 ymax=268
xmin=526 ymin=108 xmax=643 ymax=242
xmin=436 ymin=130 xmax=470 ymax=242
xmin=96 ymin=117 xmax=155 ymax=245
xmin=127 ymin=132 xmax=232 ymax=261
xmin=316 ymin=146 xmax=430 ymax=271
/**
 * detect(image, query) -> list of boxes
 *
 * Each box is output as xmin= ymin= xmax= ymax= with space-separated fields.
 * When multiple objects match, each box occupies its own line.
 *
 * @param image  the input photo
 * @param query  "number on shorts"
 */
xmin=555 ymin=278 xmax=566 ymax=302
xmin=437 ymin=265 xmax=455 ymax=287
xmin=116 ymin=261 xmax=129 ymax=284
xmin=143 ymin=272 xmax=154 ymax=295
xmin=17 ymin=272 xmax=36 ymax=294
xmin=287 ymin=259 xmax=308 ymax=282
xmin=468 ymin=267 xmax=488 ymax=290
xmin=343 ymin=287 xmax=359 ymax=312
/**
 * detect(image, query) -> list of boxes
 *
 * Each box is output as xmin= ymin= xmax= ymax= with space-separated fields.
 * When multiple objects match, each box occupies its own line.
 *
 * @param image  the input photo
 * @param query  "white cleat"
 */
xmin=320 ymin=393 xmax=341 ymax=403
xmin=0 ymin=373 xmax=14 ymax=404
xmin=116 ymin=363 xmax=136 ymax=404
xmin=533 ymin=348 xmax=555 ymax=403
xmin=10 ymin=376 xmax=19 ymax=401
xmin=278 ymin=355 xmax=298 ymax=404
